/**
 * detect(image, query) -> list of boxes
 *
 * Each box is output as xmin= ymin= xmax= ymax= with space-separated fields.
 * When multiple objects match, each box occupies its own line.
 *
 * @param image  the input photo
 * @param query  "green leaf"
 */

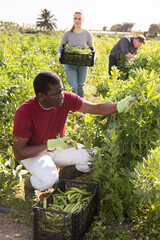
xmin=9 ymin=157 xmax=15 ymax=169
xmin=147 ymin=85 xmax=156 ymax=98
xmin=151 ymin=92 xmax=160 ymax=100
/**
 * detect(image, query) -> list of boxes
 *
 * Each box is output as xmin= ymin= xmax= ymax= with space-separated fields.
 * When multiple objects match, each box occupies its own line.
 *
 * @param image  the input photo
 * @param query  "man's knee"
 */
xmin=31 ymin=167 xmax=59 ymax=191
xmin=75 ymin=163 xmax=90 ymax=172
xmin=43 ymin=171 xmax=59 ymax=190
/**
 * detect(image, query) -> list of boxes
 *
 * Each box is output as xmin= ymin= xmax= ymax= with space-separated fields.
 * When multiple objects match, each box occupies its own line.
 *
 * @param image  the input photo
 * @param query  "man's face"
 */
xmin=42 ymin=82 xmax=64 ymax=108
xmin=133 ymin=39 xmax=143 ymax=48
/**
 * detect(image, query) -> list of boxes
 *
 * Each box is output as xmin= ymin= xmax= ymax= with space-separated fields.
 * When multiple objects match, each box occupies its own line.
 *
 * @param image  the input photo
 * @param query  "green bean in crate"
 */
xmin=33 ymin=179 xmax=98 ymax=240
xmin=59 ymin=45 xmax=95 ymax=67
xmin=43 ymin=187 xmax=92 ymax=213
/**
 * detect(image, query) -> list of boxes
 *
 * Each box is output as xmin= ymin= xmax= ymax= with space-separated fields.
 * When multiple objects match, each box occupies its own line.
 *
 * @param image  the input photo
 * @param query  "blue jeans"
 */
xmin=64 ymin=64 xmax=88 ymax=98
xmin=109 ymin=55 xmax=118 ymax=75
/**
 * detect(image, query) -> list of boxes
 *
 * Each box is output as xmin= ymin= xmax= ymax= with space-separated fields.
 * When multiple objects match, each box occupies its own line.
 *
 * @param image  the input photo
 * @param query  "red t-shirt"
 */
xmin=13 ymin=91 xmax=83 ymax=146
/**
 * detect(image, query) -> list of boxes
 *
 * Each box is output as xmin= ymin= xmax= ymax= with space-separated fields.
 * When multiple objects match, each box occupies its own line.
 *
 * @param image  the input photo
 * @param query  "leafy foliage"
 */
xmin=0 ymin=157 xmax=27 ymax=198
xmin=131 ymin=146 xmax=160 ymax=237
xmin=1 ymin=30 xmax=160 ymax=238
xmin=74 ymin=40 xmax=160 ymax=238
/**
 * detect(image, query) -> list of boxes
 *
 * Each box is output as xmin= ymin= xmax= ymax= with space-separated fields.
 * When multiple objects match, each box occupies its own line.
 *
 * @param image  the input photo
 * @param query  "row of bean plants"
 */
xmin=1 ymin=30 xmax=160 ymax=239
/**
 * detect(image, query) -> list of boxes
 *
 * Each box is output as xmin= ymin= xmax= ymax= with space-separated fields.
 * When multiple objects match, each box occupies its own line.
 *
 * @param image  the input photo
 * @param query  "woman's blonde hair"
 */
xmin=70 ymin=10 xmax=84 ymax=32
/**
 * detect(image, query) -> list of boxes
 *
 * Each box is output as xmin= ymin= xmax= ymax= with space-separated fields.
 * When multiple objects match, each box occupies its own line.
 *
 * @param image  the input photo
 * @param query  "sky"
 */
xmin=0 ymin=0 xmax=160 ymax=31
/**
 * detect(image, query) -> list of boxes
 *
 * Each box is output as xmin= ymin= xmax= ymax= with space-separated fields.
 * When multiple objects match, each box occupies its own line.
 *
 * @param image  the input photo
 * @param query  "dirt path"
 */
xmin=0 ymin=212 xmax=32 ymax=240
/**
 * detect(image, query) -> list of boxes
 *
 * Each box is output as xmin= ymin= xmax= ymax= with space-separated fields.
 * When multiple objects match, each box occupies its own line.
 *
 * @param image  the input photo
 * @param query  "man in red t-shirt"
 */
xmin=13 ymin=71 xmax=135 ymax=199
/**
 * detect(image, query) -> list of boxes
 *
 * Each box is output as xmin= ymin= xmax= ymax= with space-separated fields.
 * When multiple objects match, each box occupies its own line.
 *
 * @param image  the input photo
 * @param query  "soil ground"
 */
xmin=0 ymin=212 xmax=33 ymax=240
xmin=0 ymin=186 xmax=54 ymax=240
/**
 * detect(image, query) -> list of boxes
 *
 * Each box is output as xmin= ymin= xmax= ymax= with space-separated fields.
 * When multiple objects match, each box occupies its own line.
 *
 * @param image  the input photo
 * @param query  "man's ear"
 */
xmin=37 ymin=92 xmax=45 ymax=101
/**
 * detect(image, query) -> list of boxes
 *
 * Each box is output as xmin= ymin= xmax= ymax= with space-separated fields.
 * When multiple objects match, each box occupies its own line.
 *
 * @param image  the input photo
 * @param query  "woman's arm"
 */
xmin=58 ymin=32 xmax=69 ymax=53
xmin=87 ymin=31 xmax=94 ymax=48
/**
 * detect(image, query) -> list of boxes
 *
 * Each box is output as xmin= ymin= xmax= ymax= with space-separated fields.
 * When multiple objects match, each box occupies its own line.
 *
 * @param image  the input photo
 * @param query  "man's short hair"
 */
xmin=135 ymin=35 xmax=146 ymax=44
xmin=33 ymin=71 xmax=61 ymax=96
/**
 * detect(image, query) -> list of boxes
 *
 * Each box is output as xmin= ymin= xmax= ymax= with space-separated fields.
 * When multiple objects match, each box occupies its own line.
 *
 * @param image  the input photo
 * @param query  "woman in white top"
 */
xmin=58 ymin=10 xmax=94 ymax=98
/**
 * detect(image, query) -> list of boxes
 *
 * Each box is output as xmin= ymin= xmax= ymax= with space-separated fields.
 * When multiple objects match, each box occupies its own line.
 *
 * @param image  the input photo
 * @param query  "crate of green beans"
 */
xmin=59 ymin=45 xmax=95 ymax=67
xmin=33 ymin=179 xmax=98 ymax=240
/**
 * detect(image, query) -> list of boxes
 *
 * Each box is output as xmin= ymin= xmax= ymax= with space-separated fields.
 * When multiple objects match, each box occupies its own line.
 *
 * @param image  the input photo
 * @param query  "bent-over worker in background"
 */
xmin=109 ymin=35 xmax=146 ymax=75
xmin=13 ymin=71 xmax=135 ymax=199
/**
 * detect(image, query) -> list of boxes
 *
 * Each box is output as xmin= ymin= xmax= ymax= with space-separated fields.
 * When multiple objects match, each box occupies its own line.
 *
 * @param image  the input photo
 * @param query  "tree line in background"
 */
xmin=108 ymin=22 xmax=160 ymax=35
xmin=108 ymin=22 xmax=135 ymax=32
xmin=0 ymin=8 xmax=160 ymax=34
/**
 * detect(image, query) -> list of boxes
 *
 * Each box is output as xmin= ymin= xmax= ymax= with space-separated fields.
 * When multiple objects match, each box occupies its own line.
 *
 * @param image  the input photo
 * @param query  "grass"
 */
xmin=0 ymin=180 xmax=33 ymax=226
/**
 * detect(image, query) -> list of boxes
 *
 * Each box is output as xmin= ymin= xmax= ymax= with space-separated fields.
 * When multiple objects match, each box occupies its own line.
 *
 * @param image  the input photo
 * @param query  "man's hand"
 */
xmin=47 ymin=137 xmax=72 ymax=150
xmin=125 ymin=53 xmax=136 ymax=60
xmin=117 ymin=96 xmax=135 ymax=113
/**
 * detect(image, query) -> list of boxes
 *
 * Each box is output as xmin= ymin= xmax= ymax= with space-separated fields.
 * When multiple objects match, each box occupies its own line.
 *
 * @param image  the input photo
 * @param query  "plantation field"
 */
xmin=1 ymin=31 xmax=160 ymax=239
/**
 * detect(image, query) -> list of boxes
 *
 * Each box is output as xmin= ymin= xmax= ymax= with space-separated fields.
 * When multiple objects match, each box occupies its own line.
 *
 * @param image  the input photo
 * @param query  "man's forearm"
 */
xmin=97 ymin=102 xmax=117 ymax=115
xmin=125 ymin=53 xmax=136 ymax=59
xmin=13 ymin=144 xmax=48 ymax=160
xmin=79 ymin=101 xmax=117 ymax=115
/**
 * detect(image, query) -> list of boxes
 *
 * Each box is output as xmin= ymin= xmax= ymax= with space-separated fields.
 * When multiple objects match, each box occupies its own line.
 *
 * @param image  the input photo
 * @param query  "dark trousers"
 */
xmin=109 ymin=55 xmax=118 ymax=75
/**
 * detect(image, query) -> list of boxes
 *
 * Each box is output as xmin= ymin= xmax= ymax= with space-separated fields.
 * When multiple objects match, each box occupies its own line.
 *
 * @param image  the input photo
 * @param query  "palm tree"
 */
xmin=36 ymin=9 xmax=57 ymax=30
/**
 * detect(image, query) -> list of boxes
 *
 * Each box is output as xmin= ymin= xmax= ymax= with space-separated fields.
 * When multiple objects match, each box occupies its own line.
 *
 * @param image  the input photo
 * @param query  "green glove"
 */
xmin=47 ymin=137 xmax=72 ymax=150
xmin=117 ymin=96 xmax=135 ymax=113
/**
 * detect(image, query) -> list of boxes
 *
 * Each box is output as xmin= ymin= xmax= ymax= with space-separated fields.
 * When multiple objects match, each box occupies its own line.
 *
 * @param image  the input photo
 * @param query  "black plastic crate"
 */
xmin=59 ymin=45 xmax=95 ymax=67
xmin=33 ymin=179 xmax=98 ymax=240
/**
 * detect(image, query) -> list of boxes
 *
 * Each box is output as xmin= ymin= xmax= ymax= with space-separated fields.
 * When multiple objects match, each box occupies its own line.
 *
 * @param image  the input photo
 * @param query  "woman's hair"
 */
xmin=70 ymin=10 xmax=84 ymax=32
xmin=33 ymin=71 xmax=61 ymax=96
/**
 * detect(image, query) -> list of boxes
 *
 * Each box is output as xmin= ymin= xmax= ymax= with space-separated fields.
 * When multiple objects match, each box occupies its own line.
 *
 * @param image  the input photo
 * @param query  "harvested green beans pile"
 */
xmin=65 ymin=46 xmax=92 ymax=55
xmin=43 ymin=187 xmax=92 ymax=213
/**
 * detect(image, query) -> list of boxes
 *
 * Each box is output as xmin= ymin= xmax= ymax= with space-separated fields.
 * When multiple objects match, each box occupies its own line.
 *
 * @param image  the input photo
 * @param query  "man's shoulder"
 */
xmin=122 ymin=36 xmax=134 ymax=42
xmin=16 ymin=96 xmax=36 ymax=112
xmin=63 ymin=91 xmax=83 ymax=112
xmin=117 ymin=36 xmax=132 ymax=46
xmin=120 ymin=36 xmax=130 ymax=41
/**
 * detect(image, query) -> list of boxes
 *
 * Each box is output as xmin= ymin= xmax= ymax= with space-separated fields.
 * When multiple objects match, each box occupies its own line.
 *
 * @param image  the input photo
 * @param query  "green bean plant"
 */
xmin=131 ymin=146 xmax=160 ymax=238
